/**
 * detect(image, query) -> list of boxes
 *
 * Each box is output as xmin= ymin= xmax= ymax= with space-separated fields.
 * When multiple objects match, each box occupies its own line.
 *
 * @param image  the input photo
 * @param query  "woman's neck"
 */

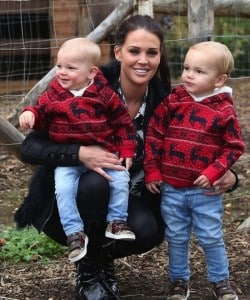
xmin=120 ymin=79 xmax=147 ymax=105
xmin=119 ymin=79 xmax=148 ymax=119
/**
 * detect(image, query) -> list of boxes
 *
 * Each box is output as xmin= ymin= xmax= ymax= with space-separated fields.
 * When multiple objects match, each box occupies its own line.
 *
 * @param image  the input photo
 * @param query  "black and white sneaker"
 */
xmin=213 ymin=280 xmax=238 ymax=300
xmin=168 ymin=280 xmax=190 ymax=300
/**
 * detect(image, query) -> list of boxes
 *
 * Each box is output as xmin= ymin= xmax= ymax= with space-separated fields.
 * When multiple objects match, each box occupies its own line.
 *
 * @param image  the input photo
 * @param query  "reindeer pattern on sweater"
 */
xmin=144 ymin=85 xmax=245 ymax=188
xmin=23 ymin=70 xmax=136 ymax=158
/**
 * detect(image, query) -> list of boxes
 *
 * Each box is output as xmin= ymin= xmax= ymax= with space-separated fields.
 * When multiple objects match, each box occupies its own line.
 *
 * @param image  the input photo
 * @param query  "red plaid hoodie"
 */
xmin=144 ymin=85 xmax=245 ymax=187
xmin=23 ymin=69 xmax=136 ymax=158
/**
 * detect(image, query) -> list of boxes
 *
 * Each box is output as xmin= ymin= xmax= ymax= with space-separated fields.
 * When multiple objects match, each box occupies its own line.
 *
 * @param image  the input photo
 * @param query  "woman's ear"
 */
xmin=215 ymin=74 xmax=228 ymax=87
xmin=114 ymin=45 xmax=121 ymax=61
xmin=88 ymin=66 xmax=99 ymax=80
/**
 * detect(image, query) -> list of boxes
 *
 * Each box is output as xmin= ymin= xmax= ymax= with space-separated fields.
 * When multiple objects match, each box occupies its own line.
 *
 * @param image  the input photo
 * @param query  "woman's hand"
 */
xmin=205 ymin=170 xmax=237 ymax=195
xmin=78 ymin=145 xmax=125 ymax=181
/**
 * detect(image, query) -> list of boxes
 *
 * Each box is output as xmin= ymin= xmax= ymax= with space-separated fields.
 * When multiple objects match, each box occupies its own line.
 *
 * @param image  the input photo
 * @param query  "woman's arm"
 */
xmin=20 ymin=131 xmax=125 ymax=180
xmin=205 ymin=169 xmax=239 ymax=195
xmin=20 ymin=131 xmax=81 ymax=166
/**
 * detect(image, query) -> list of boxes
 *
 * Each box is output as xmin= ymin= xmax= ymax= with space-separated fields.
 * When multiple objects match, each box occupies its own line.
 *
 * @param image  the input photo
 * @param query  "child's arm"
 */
xmin=201 ymin=113 xmax=245 ymax=185
xmin=194 ymin=174 xmax=211 ymax=189
xmin=146 ymin=181 xmax=162 ymax=194
xmin=118 ymin=157 xmax=133 ymax=170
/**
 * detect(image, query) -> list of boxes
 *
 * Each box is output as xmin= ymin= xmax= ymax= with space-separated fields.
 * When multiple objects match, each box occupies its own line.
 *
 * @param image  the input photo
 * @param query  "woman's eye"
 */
xmin=129 ymin=48 xmax=139 ymax=55
xmin=147 ymin=50 xmax=158 ymax=57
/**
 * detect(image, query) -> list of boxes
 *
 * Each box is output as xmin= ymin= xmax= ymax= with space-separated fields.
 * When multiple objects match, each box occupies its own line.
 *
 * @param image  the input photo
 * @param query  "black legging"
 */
xmin=42 ymin=171 xmax=165 ymax=258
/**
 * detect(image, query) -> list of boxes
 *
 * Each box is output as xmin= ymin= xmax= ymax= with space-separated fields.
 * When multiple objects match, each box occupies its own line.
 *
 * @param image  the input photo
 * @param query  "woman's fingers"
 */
xmin=78 ymin=145 xmax=125 ymax=180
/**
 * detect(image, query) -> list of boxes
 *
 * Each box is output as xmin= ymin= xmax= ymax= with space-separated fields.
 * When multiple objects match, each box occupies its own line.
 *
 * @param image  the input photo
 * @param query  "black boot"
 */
xmin=100 ymin=254 xmax=119 ymax=295
xmin=75 ymin=256 xmax=119 ymax=300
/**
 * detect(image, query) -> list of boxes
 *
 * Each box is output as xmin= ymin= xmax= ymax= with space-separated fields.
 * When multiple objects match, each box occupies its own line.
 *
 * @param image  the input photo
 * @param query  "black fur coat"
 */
xmin=14 ymin=165 xmax=55 ymax=232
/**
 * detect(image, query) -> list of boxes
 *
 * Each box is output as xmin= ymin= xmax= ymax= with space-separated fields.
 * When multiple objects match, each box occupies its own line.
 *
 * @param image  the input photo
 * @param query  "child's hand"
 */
xmin=146 ymin=181 xmax=162 ymax=194
xmin=194 ymin=175 xmax=211 ymax=189
xmin=118 ymin=157 xmax=133 ymax=170
xmin=19 ymin=111 xmax=35 ymax=130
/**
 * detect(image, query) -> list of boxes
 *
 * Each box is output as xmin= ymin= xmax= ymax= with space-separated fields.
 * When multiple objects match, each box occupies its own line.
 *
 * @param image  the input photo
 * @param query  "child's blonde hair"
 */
xmin=59 ymin=38 xmax=101 ymax=66
xmin=190 ymin=41 xmax=234 ymax=76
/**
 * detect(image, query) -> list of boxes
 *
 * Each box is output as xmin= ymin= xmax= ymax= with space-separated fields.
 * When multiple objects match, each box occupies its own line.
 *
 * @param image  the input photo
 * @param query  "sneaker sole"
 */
xmin=167 ymin=288 xmax=190 ymax=300
xmin=105 ymin=231 xmax=135 ymax=241
xmin=212 ymin=291 xmax=238 ymax=300
xmin=68 ymin=236 xmax=89 ymax=263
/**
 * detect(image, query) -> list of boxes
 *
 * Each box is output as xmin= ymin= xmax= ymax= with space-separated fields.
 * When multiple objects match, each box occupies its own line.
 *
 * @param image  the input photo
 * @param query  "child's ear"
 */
xmin=215 ymin=74 xmax=228 ymax=87
xmin=88 ymin=66 xmax=98 ymax=80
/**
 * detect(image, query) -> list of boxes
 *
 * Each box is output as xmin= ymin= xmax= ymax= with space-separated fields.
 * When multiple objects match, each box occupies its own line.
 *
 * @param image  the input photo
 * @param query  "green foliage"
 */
xmin=215 ymin=16 xmax=250 ymax=77
xmin=163 ymin=16 xmax=250 ymax=79
xmin=0 ymin=227 xmax=66 ymax=264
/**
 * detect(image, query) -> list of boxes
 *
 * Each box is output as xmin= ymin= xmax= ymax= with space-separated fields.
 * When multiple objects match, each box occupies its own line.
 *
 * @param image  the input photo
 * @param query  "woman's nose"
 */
xmin=138 ymin=54 xmax=148 ymax=63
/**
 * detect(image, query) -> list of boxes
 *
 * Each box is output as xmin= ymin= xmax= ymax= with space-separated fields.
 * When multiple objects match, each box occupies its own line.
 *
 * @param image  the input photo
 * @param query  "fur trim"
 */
xmin=14 ymin=165 xmax=55 ymax=230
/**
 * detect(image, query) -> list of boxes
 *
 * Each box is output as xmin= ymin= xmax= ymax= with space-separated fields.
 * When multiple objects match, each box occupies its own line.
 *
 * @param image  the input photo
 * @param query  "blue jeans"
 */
xmin=55 ymin=166 xmax=130 ymax=236
xmin=160 ymin=182 xmax=229 ymax=283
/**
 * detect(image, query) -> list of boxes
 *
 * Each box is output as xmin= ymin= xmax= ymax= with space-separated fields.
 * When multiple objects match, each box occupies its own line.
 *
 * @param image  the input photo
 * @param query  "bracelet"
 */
xmin=225 ymin=169 xmax=239 ymax=193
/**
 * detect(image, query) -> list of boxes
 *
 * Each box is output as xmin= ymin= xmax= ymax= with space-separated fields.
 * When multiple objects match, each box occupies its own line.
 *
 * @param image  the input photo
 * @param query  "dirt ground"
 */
xmin=0 ymin=78 xmax=249 ymax=299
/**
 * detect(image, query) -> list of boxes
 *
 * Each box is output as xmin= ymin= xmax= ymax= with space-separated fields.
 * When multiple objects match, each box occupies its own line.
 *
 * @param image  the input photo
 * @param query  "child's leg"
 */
xmin=55 ymin=166 xmax=89 ymax=263
xmin=192 ymin=192 xmax=229 ymax=283
xmin=104 ymin=168 xmax=135 ymax=240
xmin=54 ymin=166 xmax=86 ymax=236
xmin=105 ymin=168 xmax=130 ymax=222
xmin=160 ymin=183 xmax=192 ymax=283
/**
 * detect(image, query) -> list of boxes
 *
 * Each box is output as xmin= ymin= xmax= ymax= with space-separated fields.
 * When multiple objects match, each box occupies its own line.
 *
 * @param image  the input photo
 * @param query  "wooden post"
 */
xmin=0 ymin=116 xmax=24 ymax=160
xmin=138 ymin=0 xmax=154 ymax=16
xmin=188 ymin=0 xmax=214 ymax=44
xmin=49 ymin=0 xmax=79 ymax=64
xmin=6 ymin=0 xmax=134 ymax=127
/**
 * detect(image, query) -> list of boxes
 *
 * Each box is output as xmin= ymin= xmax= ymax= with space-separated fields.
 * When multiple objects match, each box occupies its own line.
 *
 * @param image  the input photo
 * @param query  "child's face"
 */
xmin=181 ymin=48 xmax=225 ymax=97
xmin=56 ymin=48 xmax=94 ymax=90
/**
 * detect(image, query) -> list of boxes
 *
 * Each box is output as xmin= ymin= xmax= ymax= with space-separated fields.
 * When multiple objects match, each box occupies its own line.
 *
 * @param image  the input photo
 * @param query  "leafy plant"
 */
xmin=0 ymin=226 xmax=66 ymax=264
xmin=163 ymin=15 xmax=250 ymax=79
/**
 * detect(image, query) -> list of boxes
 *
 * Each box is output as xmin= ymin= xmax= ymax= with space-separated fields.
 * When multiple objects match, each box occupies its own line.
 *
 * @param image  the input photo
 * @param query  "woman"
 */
xmin=15 ymin=15 xmax=238 ymax=300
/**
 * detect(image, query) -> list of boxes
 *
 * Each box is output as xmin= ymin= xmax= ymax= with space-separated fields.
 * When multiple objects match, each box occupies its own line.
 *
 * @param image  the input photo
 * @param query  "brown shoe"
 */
xmin=213 ymin=280 xmax=238 ymax=300
xmin=105 ymin=220 xmax=135 ymax=241
xmin=67 ymin=232 xmax=88 ymax=263
xmin=168 ymin=280 xmax=190 ymax=300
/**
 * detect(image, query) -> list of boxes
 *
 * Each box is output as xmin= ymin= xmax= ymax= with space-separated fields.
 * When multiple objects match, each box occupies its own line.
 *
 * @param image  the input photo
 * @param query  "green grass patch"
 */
xmin=0 ymin=226 xmax=66 ymax=264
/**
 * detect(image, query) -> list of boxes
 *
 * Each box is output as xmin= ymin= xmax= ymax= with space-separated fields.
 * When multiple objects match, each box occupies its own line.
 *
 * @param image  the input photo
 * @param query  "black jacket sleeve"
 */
xmin=20 ymin=131 xmax=81 ymax=166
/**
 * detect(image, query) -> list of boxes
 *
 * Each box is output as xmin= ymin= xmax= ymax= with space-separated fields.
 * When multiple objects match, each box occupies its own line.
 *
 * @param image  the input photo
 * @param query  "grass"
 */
xmin=0 ymin=226 xmax=66 ymax=265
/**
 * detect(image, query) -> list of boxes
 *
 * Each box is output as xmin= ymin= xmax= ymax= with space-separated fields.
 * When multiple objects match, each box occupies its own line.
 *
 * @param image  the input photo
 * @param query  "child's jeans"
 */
xmin=55 ymin=166 xmax=130 ymax=236
xmin=160 ymin=182 xmax=229 ymax=283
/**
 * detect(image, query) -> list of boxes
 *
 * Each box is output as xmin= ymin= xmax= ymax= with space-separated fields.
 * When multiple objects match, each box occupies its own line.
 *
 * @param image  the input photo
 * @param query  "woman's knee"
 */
xmin=76 ymin=171 xmax=110 ymax=221
xmin=127 ymin=197 xmax=164 ymax=252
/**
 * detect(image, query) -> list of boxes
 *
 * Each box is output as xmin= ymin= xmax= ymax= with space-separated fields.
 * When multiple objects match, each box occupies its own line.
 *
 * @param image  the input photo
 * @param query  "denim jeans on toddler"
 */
xmin=160 ymin=182 xmax=230 ymax=283
xmin=54 ymin=165 xmax=130 ymax=236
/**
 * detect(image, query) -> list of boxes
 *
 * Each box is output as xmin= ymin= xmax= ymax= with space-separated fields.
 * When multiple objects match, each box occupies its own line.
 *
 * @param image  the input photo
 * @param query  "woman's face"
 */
xmin=114 ymin=29 xmax=161 ymax=87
